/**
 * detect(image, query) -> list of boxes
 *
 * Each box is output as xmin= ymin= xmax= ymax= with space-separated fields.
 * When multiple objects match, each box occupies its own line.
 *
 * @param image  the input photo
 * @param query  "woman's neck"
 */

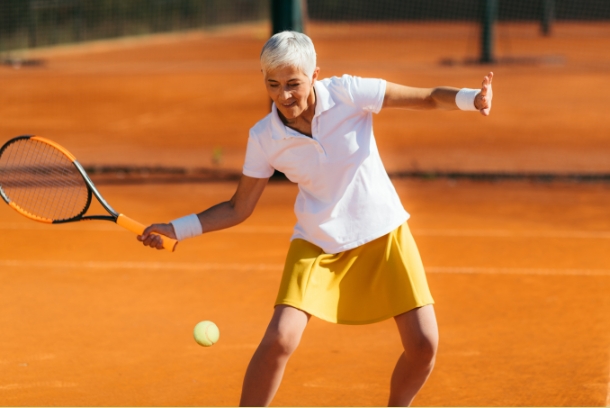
xmin=279 ymin=88 xmax=316 ymax=136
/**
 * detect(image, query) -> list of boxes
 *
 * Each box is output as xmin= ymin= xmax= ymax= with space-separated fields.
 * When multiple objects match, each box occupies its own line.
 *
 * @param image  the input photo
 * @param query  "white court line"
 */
xmin=0 ymin=354 xmax=55 ymax=365
xmin=426 ymin=266 xmax=610 ymax=276
xmin=0 ymin=259 xmax=283 ymax=271
xmin=2 ymin=260 xmax=610 ymax=276
xmin=0 ymin=222 xmax=289 ymax=233
xmin=0 ymin=381 xmax=76 ymax=391
xmin=2 ymin=222 xmax=609 ymax=238
xmin=0 ymin=222 xmax=117 ymax=231
xmin=415 ymin=229 xmax=610 ymax=239
xmin=239 ymin=227 xmax=610 ymax=239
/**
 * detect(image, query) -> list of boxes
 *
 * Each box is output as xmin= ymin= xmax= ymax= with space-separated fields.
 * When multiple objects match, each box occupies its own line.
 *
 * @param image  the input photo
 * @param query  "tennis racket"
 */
xmin=0 ymin=135 xmax=178 ymax=251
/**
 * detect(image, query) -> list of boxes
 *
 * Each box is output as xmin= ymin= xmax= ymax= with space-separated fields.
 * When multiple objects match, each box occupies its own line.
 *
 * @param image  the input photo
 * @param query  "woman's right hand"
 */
xmin=138 ymin=223 xmax=177 ymax=250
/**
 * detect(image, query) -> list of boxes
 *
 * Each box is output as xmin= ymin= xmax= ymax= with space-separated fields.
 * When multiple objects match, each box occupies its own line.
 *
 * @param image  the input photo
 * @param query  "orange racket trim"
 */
xmin=9 ymin=201 xmax=53 ymax=223
xmin=30 ymin=136 xmax=77 ymax=162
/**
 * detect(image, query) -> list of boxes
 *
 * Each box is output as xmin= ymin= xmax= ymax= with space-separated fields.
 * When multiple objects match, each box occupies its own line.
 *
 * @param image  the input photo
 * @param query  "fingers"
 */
xmin=478 ymin=72 xmax=493 ymax=116
xmin=138 ymin=223 xmax=173 ymax=250
xmin=479 ymin=71 xmax=493 ymax=96
xmin=484 ymin=71 xmax=493 ymax=85
xmin=139 ymin=231 xmax=165 ymax=250
xmin=142 ymin=224 xmax=162 ymax=237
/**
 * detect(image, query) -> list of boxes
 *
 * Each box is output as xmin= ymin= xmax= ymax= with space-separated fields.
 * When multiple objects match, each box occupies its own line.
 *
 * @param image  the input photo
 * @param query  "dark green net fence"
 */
xmin=1 ymin=0 xmax=609 ymax=54
xmin=0 ymin=0 xmax=269 ymax=52
xmin=307 ymin=0 xmax=610 ymax=65
xmin=306 ymin=0 xmax=610 ymax=21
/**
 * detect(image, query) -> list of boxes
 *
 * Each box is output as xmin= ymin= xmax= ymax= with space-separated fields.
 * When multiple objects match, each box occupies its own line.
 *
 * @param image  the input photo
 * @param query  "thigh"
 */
xmin=394 ymin=305 xmax=439 ymax=354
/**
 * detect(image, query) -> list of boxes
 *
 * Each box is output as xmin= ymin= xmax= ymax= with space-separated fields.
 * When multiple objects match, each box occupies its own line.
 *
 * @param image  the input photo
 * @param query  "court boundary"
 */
xmin=2 ymin=222 xmax=609 ymax=239
xmin=2 ymin=260 xmax=610 ymax=277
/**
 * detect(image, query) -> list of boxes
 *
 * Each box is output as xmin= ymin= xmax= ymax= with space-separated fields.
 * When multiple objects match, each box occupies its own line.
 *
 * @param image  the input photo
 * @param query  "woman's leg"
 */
xmin=388 ymin=305 xmax=438 ymax=407
xmin=239 ymin=305 xmax=310 ymax=407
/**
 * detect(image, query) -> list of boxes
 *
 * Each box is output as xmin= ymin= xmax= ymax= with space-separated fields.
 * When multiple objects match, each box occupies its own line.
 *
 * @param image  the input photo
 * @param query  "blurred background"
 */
xmin=0 ymin=0 xmax=608 ymax=182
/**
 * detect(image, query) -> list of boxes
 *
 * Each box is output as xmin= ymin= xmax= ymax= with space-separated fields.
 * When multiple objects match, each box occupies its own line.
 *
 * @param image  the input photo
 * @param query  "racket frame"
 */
xmin=0 ymin=135 xmax=117 ymax=223
xmin=0 ymin=135 xmax=177 ymax=251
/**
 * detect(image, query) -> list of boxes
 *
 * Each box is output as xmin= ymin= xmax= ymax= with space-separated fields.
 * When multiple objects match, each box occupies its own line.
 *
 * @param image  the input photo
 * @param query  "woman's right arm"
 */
xmin=138 ymin=174 xmax=269 ymax=250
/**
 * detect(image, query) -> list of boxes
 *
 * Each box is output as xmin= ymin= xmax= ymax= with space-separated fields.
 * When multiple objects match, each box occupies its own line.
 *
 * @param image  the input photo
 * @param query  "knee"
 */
xmin=405 ymin=334 xmax=438 ymax=369
xmin=259 ymin=329 xmax=301 ymax=359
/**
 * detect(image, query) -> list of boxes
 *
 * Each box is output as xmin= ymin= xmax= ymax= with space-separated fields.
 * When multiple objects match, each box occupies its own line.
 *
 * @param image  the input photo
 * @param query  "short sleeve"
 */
xmin=242 ymin=131 xmax=275 ymax=178
xmin=343 ymin=75 xmax=387 ymax=114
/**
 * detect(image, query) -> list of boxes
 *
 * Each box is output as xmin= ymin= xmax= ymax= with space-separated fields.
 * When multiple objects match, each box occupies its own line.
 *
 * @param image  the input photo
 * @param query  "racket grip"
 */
xmin=117 ymin=214 xmax=178 ymax=252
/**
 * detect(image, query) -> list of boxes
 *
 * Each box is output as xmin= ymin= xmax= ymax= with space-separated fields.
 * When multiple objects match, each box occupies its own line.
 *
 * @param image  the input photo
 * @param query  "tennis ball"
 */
xmin=193 ymin=320 xmax=219 ymax=347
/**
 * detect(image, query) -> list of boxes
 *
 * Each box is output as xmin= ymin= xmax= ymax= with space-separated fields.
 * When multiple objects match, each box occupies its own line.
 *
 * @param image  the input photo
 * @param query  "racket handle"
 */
xmin=117 ymin=214 xmax=178 ymax=252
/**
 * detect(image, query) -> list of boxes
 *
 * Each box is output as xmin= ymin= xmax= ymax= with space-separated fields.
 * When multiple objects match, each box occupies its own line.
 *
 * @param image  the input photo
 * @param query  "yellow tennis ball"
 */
xmin=193 ymin=320 xmax=219 ymax=347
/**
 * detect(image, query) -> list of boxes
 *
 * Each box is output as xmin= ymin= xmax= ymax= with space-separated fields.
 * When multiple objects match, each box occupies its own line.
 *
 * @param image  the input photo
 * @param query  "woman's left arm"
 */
xmin=383 ymin=72 xmax=493 ymax=116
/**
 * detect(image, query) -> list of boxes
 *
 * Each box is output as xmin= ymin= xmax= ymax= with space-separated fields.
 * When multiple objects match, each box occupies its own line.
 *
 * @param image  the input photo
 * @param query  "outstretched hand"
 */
xmin=138 ymin=223 xmax=177 ymax=250
xmin=475 ymin=72 xmax=493 ymax=116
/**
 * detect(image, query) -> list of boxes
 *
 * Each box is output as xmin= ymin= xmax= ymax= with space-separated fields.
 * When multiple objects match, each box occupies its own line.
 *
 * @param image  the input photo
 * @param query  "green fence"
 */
xmin=0 ymin=0 xmax=269 ymax=52
xmin=2 ymin=0 xmax=609 ymax=55
xmin=306 ymin=0 xmax=610 ymax=21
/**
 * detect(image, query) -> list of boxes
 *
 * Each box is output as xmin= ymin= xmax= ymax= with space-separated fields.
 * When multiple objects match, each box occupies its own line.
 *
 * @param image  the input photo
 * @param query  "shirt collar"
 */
xmin=270 ymin=104 xmax=287 ymax=140
xmin=270 ymin=79 xmax=336 ymax=141
xmin=313 ymin=79 xmax=335 ymax=116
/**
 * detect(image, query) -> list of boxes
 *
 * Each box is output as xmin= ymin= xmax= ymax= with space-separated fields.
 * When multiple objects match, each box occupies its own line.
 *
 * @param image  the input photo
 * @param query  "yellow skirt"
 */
xmin=275 ymin=222 xmax=434 ymax=325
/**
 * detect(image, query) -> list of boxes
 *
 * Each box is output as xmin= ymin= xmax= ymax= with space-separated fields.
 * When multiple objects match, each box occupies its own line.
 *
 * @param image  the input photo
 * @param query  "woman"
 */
xmin=139 ymin=31 xmax=493 ymax=406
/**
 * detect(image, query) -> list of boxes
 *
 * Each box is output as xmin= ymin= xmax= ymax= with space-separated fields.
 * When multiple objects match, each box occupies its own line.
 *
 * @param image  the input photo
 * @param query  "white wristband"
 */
xmin=455 ymin=88 xmax=480 ymax=111
xmin=170 ymin=214 xmax=202 ymax=241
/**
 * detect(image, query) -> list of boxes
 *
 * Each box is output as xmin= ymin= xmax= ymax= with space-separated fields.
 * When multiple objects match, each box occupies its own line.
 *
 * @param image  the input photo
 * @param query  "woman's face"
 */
xmin=264 ymin=65 xmax=319 ymax=121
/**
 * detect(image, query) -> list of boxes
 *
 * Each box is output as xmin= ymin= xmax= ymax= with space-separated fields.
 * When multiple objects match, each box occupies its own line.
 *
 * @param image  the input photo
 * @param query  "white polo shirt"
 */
xmin=243 ymin=74 xmax=409 ymax=254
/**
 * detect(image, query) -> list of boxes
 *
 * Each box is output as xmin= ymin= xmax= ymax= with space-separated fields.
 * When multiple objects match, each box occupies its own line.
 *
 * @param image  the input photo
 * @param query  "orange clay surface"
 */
xmin=0 ymin=22 xmax=609 ymax=174
xmin=1 ymin=22 xmax=610 ymax=406
xmin=1 ymin=180 xmax=610 ymax=406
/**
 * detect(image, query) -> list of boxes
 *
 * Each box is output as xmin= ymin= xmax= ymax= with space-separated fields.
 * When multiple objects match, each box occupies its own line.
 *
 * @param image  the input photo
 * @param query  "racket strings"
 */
xmin=0 ymin=138 xmax=89 ymax=222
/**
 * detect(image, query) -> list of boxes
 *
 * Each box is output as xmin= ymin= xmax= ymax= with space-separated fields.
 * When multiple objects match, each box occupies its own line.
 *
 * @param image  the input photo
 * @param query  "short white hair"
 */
xmin=260 ymin=31 xmax=317 ymax=79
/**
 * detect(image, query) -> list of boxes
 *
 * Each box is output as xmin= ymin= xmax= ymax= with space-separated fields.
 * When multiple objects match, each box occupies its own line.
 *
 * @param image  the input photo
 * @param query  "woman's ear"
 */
xmin=311 ymin=67 xmax=320 ymax=83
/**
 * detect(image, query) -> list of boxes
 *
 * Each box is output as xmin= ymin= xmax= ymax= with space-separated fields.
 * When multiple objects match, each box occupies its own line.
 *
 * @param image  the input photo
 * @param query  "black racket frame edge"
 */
xmin=0 ymin=135 xmax=120 ymax=224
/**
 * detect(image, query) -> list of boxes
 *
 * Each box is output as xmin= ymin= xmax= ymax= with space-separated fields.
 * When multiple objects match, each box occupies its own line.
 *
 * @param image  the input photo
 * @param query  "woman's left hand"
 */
xmin=475 ymin=72 xmax=493 ymax=116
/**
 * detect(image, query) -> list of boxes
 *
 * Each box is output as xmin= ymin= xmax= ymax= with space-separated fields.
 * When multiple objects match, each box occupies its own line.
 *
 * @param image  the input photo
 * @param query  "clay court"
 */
xmin=1 ymin=20 xmax=610 ymax=406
